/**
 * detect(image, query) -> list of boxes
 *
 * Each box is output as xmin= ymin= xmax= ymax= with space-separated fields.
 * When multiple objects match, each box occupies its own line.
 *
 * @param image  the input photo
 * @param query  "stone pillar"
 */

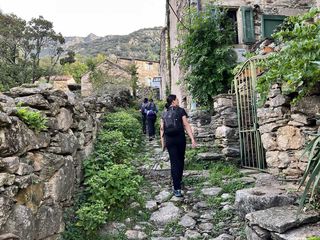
xmin=212 ymin=94 xmax=240 ymax=161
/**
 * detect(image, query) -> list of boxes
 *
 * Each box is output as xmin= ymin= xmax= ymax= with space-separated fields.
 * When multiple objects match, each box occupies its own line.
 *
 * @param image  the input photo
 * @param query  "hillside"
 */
xmin=62 ymin=27 xmax=162 ymax=61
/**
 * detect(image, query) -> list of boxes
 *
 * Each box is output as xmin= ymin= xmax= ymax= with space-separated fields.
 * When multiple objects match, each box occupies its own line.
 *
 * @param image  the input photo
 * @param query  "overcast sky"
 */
xmin=0 ymin=0 xmax=166 ymax=37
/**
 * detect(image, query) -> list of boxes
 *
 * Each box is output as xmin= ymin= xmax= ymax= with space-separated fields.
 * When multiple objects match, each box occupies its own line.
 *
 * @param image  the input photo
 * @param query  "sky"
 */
xmin=0 ymin=0 xmax=166 ymax=37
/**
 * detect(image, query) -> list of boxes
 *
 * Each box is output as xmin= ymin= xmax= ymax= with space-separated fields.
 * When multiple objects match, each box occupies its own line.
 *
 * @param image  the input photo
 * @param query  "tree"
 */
xmin=127 ymin=63 xmax=138 ymax=99
xmin=26 ymin=16 xmax=65 ymax=82
xmin=60 ymin=51 xmax=76 ymax=65
xmin=177 ymin=6 xmax=237 ymax=106
xmin=0 ymin=13 xmax=65 ymax=89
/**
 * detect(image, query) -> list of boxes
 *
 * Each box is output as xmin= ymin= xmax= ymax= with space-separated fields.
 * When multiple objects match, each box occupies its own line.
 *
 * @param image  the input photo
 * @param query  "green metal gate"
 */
xmin=234 ymin=56 xmax=266 ymax=169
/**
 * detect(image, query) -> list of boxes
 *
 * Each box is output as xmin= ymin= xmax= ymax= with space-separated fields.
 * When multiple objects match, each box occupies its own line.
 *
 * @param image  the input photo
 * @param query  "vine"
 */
xmin=176 ymin=5 xmax=237 ymax=106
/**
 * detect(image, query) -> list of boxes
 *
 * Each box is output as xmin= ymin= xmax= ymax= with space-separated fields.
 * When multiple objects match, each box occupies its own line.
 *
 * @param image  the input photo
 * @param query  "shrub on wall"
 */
xmin=257 ymin=8 xmax=320 ymax=104
xmin=16 ymin=104 xmax=48 ymax=132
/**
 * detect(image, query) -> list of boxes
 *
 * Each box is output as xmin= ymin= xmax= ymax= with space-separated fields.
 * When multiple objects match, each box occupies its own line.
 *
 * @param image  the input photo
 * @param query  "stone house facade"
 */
xmin=116 ymin=57 xmax=160 ymax=87
xmin=81 ymin=57 xmax=160 ymax=97
xmin=160 ymin=0 xmax=316 ymax=107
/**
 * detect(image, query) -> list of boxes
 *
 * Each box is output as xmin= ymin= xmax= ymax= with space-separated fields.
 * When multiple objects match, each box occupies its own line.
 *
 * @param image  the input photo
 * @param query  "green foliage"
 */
xmin=85 ymin=165 xmax=142 ymax=213
xmin=298 ymin=134 xmax=320 ymax=213
xmin=62 ymin=61 xmax=89 ymax=83
xmin=0 ymin=12 xmax=64 ymax=88
xmin=209 ymin=162 xmax=242 ymax=186
xmin=64 ymin=109 xmax=144 ymax=238
xmin=257 ymin=8 xmax=320 ymax=104
xmin=177 ymin=6 xmax=237 ymax=106
xmin=127 ymin=64 xmax=138 ymax=99
xmin=16 ymin=104 xmax=47 ymax=132
xmin=104 ymin=111 xmax=142 ymax=150
xmin=76 ymin=200 xmax=108 ymax=233
xmin=307 ymin=237 xmax=320 ymax=240
xmin=163 ymin=221 xmax=184 ymax=237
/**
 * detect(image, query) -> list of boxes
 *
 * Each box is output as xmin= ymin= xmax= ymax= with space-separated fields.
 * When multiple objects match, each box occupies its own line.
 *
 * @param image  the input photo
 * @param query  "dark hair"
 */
xmin=143 ymin=98 xmax=148 ymax=103
xmin=165 ymin=94 xmax=177 ymax=109
xmin=149 ymin=98 xmax=154 ymax=102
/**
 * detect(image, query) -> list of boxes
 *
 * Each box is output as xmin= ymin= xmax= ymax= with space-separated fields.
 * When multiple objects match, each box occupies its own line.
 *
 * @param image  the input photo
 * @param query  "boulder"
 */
xmin=0 ymin=157 xmax=20 ymax=174
xmin=0 ymin=118 xmax=50 ymax=157
xmin=246 ymin=205 xmax=320 ymax=233
xmin=45 ymin=156 xmax=75 ymax=203
xmin=25 ymin=152 xmax=66 ymax=180
xmin=48 ymin=130 xmax=79 ymax=155
xmin=277 ymin=126 xmax=304 ymax=150
xmin=291 ymin=95 xmax=320 ymax=117
xmin=215 ymin=126 xmax=235 ymax=139
xmin=269 ymin=95 xmax=289 ymax=107
xmin=197 ymin=152 xmax=224 ymax=161
xmin=271 ymin=222 xmax=320 ymax=240
xmin=245 ymin=225 xmax=270 ymax=240
xmin=0 ymin=173 xmax=15 ymax=187
xmin=0 ymin=196 xmax=13 ymax=230
xmin=15 ymin=94 xmax=50 ymax=110
xmin=0 ymin=112 xmax=12 ymax=127
xmin=201 ymin=187 xmax=222 ymax=197
xmin=2 ymin=204 xmax=35 ymax=240
xmin=56 ymin=108 xmax=73 ymax=131
xmin=34 ymin=205 xmax=63 ymax=239
xmin=125 ymin=230 xmax=147 ymax=240
xmin=235 ymin=186 xmax=298 ymax=218
xmin=150 ymin=202 xmax=181 ymax=225
xmin=15 ymin=183 xmax=44 ymax=213
xmin=178 ymin=215 xmax=196 ymax=228
xmin=261 ymin=133 xmax=277 ymax=150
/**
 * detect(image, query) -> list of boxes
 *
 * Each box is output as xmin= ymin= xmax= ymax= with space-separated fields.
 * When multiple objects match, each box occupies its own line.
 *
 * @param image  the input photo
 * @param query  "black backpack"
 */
xmin=163 ymin=107 xmax=183 ymax=136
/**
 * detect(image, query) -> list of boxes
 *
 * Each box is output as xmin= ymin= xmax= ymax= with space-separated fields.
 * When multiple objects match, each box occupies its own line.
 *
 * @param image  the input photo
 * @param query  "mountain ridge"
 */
xmin=62 ymin=26 xmax=162 ymax=61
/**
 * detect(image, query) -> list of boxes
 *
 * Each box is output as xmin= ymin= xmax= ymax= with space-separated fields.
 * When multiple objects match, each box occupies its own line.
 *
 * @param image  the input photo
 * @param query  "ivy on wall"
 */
xmin=176 ymin=6 xmax=237 ymax=106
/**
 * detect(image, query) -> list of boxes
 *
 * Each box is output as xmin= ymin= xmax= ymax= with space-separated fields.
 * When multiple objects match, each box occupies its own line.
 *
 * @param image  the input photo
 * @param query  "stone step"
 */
xmin=246 ymin=205 xmax=320 ymax=234
xmin=272 ymin=222 xmax=320 ymax=240
xmin=235 ymin=185 xmax=299 ymax=218
xmin=197 ymin=152 xmax=224 ymax=161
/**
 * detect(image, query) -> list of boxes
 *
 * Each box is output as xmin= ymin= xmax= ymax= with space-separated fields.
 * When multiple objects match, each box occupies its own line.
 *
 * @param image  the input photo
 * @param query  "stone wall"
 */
xmin=258 ymin=83 xmax=320 ymax=179
xmin=212 ymin=94 xmax=240 ymax=161
xmin=0 ymin=84 xmax=131 ymax=240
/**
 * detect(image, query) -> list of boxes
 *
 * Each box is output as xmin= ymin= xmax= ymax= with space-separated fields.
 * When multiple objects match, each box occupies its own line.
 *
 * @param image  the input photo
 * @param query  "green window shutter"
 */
xmin=241 ymin=6 xmax=255 ymax=44
xmin=261 ymin=15 xmax=286 ymax=38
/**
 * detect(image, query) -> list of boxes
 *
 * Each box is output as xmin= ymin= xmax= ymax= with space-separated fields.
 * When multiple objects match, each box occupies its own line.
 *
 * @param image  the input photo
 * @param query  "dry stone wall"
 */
xmin=0 ymin=84 xmax=131 ymax=240
xmin=212 ymin=94 xmax=240 ymax=161
xmin=258 ymin=83 xmax=320 ymax=179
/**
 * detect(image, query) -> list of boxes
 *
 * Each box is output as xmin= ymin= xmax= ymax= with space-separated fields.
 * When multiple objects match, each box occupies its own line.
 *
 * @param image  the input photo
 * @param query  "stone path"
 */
xmin=99 ymin=138 xmax=254 ymax=240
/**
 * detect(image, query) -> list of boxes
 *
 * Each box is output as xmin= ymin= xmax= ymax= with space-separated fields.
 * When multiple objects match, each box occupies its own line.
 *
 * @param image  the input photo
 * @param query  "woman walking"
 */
xmin=160 ymin=94 xmax=197 ymax=197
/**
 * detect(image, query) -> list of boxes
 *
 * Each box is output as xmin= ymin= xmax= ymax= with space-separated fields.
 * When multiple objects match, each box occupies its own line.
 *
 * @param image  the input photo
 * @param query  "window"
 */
xmin=261 ymin=15 xmax=286 ymax=38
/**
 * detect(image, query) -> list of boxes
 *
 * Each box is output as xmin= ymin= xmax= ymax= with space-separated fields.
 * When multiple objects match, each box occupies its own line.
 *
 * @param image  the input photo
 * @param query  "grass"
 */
xmin=163 ymin=220 xmax=184 ymax=237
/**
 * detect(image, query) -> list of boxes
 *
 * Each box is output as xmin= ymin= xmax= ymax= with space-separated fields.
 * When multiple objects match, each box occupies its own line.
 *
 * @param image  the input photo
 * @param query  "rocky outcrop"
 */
xmin=0 ymin=83 xmax=131 ymax=239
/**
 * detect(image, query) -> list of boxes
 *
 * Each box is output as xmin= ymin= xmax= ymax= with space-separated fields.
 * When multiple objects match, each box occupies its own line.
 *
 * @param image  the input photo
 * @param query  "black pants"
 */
xmin=142 ymin=114 xmax=147 ymax=134
xmin=147 ymin=115 xmax=156 ymax=137
xmin=166 ymin=133 xmax=186 ymax=190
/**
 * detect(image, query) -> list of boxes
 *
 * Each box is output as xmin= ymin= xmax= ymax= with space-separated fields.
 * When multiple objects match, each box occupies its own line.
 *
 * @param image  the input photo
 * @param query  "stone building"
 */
xmin=81 ymin=59 xmax=131 ymax=97
xmin=116 ymin=57 xmax=160 ymax=87
xmin=81 ymin=57 xmax=161 ymax=97
xmin=49 ymin=75 xmax=76 ymax=93
xmin=160 ymin=0 xmax=316 ymax=107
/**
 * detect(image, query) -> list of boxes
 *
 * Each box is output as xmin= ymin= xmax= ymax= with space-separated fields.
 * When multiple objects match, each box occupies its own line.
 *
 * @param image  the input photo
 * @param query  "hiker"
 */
xmin=140 ymin=98 xmax=148 ymax=134
xmin=160 ymin=94 xmax=197 ymax=197
xmin=146 ymin=98 xmax=158 ymax=141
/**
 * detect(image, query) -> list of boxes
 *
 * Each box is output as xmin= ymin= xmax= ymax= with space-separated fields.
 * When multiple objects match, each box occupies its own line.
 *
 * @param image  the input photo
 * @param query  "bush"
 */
xmin=104 ymin=111 xmax=142 ymax=149
xmin=85 ymin=164 xmax=142 ymax=212
xmin=76 ymin=200 xmax=108 ymax=233
xmin=84 ymin=130 xmax=132 ymax=178
xmin=16 ymin=105 xmax=47 ymax=132
xmin=257 ymin=8 xmax=320 ymax=104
